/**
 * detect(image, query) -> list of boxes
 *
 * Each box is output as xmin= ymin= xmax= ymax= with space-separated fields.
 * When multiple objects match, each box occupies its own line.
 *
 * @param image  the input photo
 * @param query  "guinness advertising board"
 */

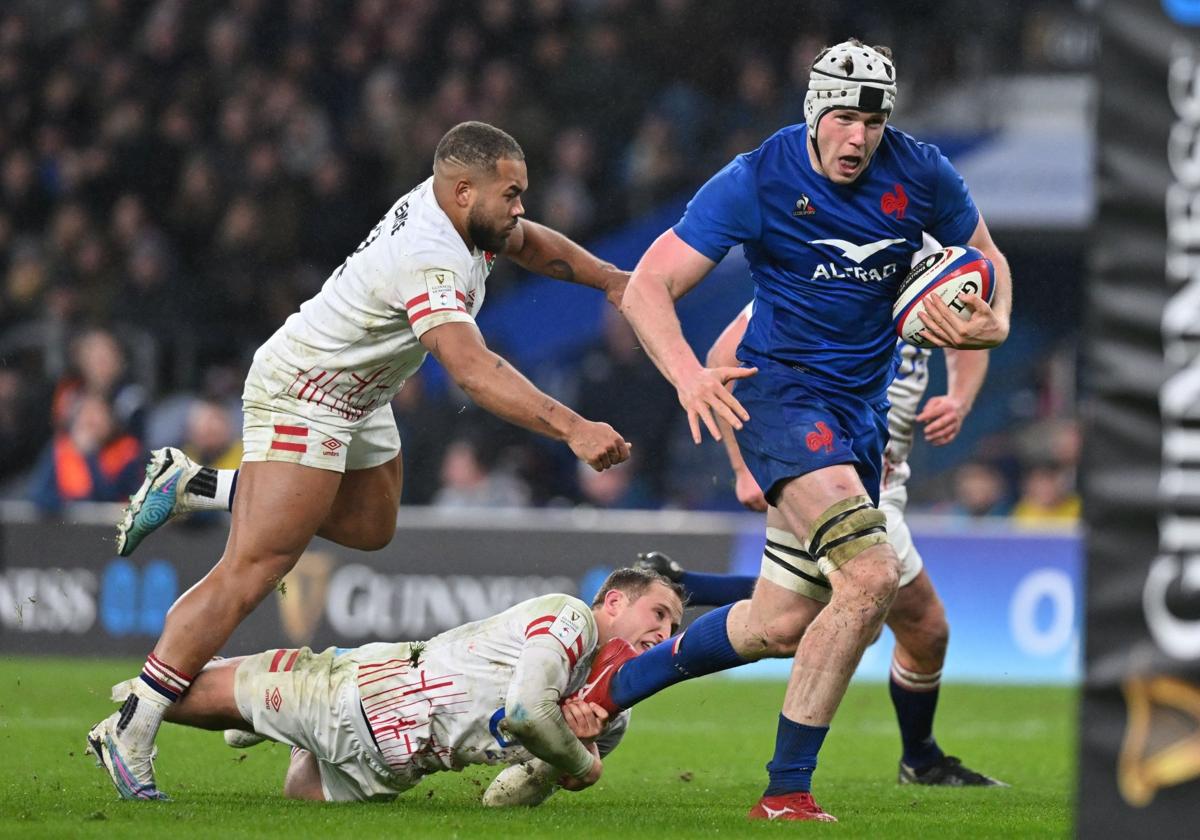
xmin=1080 ymin=0 xmax=1200 ymax=833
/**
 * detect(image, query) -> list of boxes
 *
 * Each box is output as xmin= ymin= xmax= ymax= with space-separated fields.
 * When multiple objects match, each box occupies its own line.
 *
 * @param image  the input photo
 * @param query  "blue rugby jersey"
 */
xmin=674 ymin=124 xmax=979 ymax=400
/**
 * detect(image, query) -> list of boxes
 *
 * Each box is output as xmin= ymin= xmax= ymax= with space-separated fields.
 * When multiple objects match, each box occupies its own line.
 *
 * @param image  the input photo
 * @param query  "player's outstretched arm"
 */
xmin=706 ymin=307 xmax=767 ymax=511
xmin=622 ymin=230 xmax=757 ymax=444
xmin=917 ymin=348 xmax=989 ymax=446
xmin=420 ymin=321 xmax=629 ymax=471
xmin=504 ymin=219 xmax=629 ymax=309
xmin=920 ymin=215 xmax=1012 ymax=349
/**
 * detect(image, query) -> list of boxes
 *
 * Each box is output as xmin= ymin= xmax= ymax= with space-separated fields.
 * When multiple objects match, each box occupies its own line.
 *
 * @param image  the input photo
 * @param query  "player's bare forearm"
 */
xmin=967 ymin=214 xmax=1012 ymax=339
xmin=424 ymin=321 xmax=628 ymax=470
xmin=423 ymin=322 xmax=581 ymax=442
xmin=506 ymin=219 xmax=627 ymax=302
xmin=622 ymin=268 xmax=701 ymax=387
xmin=505 ymin=642 xmax=597 ymax=779
xmin=504 ymin=698 xmax=596 ymax=780
xmin=944 ymin=348 xmax=989 ymax=414
xmin=623 ymin=229 xmax=717 ymax=385
xmin=918 ymin=348 xmax=990 ymax=445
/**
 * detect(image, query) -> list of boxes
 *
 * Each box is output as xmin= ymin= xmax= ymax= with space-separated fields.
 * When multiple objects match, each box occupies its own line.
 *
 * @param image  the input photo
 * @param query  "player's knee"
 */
xmin=217 ymin=553 xmax=300 ymax=613
xmin=283 ymin=748 xmax=325 ymax=801
xmin=352 ymin=522 xmax=395 ymax=551
xmin=913 ymin=602 xmax=949 ymax=661
xmin=810 ymin=495 xmax=897 ymax=607
xmin=321 ymin=508 xmax=396 ymax=551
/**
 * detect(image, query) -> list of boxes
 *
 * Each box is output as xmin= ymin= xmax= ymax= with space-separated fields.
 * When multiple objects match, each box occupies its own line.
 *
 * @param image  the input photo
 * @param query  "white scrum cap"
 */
xmin=803 ymin=40 xmax=897 ymax=139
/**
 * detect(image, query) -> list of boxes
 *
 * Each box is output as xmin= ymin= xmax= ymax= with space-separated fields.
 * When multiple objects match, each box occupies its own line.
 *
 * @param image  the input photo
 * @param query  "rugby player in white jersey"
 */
xmin=87 ymin=122 xmax=635 ymax=801
xmin=637 ymin=296 xmax=1002 ymax=785
xmin=104 ymin=568 xmax=682 ymax=803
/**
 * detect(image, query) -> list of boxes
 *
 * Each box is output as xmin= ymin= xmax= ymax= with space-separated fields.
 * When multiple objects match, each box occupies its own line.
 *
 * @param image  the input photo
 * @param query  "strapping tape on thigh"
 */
xmin=806 ymin=495 xmax=888 ymax=569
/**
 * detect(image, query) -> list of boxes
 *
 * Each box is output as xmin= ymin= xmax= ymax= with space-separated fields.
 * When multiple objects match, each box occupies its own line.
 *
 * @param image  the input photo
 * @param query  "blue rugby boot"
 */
xmin=85 ymin=711 xmax=169 ymax=801
xmin=115 ymin=447 xmax=201 ymax=556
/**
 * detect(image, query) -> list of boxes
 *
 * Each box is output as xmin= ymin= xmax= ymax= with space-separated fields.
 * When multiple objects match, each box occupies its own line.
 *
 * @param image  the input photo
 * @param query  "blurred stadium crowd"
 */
xmin=0 ymin=0 xmax=1081 ymax=522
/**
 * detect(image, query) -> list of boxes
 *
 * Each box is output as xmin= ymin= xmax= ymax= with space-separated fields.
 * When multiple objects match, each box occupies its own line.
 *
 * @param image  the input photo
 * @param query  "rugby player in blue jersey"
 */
xmin=575 ymin=39 xmax=1012 ymax=822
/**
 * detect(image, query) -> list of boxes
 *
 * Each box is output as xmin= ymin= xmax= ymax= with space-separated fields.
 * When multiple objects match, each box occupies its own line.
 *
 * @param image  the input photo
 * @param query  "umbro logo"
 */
xmin=322 ymin=439 xmax=344 ymax=456
xmin=809 ymin=237 xmax=905 ymax=264
xmin=792 ymin=194 xmax=817 ymax=217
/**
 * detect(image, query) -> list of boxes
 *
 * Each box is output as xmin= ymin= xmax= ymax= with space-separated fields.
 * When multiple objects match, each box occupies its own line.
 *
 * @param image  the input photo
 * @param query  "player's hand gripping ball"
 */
xmin=892 ymin=245 xmax=995 ymax=347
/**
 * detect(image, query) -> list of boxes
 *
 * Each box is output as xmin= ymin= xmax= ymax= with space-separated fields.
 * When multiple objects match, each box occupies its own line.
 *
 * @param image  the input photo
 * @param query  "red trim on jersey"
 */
xmin=359 ymin=658 xmax=407 ymax=672
xmin=283 ymin=650 xmax=300 ymax=672
xmin=525 ymin=615 xmax=557 ymax=635
xmin=407 ymin=304 xmax=468 ymax=325
xmin=527 ymin=627 xmax=580 ymax=668
xmin=273 ymin=425 xmax=309 ymax=437
xmin=268 ymin=649 xmax=288 ymax=672
xmin=271 ymin=441 xmax=307 ymax=453
xmin=405 ymin=290 xmax=466 ymax=310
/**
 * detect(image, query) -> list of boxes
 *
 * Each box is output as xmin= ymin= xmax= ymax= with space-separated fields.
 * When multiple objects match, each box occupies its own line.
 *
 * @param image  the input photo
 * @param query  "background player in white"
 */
xmin=644 ymin=300 xmax=1002 ymax=785
xmin=99 ymin=568 xmax=683 ymax=803
xmin=88 ymin=122 xmax=634 ymax=801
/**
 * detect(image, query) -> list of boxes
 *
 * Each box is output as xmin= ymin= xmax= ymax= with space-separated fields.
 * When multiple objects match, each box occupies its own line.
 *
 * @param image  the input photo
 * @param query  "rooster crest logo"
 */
xmin=805 ymin=421 xmax=835 ymax=453
xmin=882 ymin=184 xmax=908 ymax=219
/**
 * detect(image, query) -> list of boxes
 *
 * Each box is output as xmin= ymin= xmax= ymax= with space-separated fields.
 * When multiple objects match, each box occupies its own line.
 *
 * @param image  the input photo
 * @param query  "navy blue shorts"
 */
xmin=733 ymin=356 xmax=890 ymax=506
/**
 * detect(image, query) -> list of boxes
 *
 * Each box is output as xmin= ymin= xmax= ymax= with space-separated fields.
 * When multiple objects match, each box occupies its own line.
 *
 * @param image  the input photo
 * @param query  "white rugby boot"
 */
xmin=115 ymin=447 xmax=202 ymax=556
xmin=85 ymin=711 xmax=169 ymax=801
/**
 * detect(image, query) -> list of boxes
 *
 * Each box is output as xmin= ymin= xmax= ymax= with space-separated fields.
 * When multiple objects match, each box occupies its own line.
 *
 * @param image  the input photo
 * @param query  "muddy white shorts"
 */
xmin=880 ymin=485 xmax=924 ymax=588
xmin=234 ymin=646 xmax=421 ymax=802
xmin=240 ymin=350 xmax=401 ymax=474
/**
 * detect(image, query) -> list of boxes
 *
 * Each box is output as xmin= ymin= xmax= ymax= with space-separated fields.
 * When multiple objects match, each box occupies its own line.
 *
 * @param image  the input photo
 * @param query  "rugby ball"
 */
xmin=481 ymin=758 xmax=559 ymax=807
xmin=891 ymin=246 xmax=995 ymax=347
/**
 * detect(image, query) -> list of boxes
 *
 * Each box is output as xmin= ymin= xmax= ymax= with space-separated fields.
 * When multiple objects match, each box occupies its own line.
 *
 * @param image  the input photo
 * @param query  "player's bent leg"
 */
xmin=636 ymin=550 xmax=758 ymax=606
xmin=284 ymin=748 xmax=326 ymax=801
xmin=89 ymin=461 xmax=342 ymax=802
xmin=579 ymin=518 xmax=825 ymax=715
xmin=888 ymin=571 xmax=948 ymax=675
xmin=155 ymin=460 xmax=342 ymax=675
xmin=887 ymin=572 xmax=1004 ymax=786
xmin=726 ymin=578 xmax=822 ymax=659
xmin=747 ymin=470 xmax=898 ymax=820
xmin=773 ymin=473 xmax=899 ymax=726
xmin=162 ymin=656 xmax=249 ymax=731
xmin=317 ymin=455 xmax=402 ymax=551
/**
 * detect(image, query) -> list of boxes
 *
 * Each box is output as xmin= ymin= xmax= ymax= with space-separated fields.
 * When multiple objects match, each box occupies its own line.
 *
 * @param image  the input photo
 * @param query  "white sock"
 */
xmin=117 ymin=679 xmax=171 ymax=748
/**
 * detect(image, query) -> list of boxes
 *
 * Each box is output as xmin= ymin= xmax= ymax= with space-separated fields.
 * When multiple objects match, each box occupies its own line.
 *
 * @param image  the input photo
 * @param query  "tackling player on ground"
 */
xmin=589 ymin=39 xmax=1012 ymax=821
xmin=99 ymin=568 xmax=682 ymax=803
xmin=87 ymin=122 xmax=634 ymax=801
xmin=638 ymin=295 xmax=1002 ymax=786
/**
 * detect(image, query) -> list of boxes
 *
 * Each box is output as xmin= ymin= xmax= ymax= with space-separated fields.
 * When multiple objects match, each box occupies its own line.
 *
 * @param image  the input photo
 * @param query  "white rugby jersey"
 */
xmin=345 ymin=593 xmax=606 ymax=777
xmin=252 ymin=177 xmax=494 ymax=424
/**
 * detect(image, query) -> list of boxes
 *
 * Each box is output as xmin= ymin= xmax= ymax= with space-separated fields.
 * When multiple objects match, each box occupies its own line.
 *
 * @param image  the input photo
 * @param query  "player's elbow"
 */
xmin=502 ymin=703 xmax=541 ymax=740
xmin=442 ymin=350 xmax=491 ymax=396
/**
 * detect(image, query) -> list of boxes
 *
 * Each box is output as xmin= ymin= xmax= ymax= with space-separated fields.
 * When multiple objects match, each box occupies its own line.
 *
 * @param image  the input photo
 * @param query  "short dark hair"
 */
xmin=590 ymin=566 xmax=687 ymax=608
xmin=434 ymin=121 xmax=524 ymax=173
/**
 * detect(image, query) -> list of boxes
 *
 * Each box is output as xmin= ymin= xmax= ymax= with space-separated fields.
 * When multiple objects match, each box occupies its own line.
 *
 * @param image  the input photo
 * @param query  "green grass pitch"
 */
xmin=0 ymin=658 xmax=1075 ymax=838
